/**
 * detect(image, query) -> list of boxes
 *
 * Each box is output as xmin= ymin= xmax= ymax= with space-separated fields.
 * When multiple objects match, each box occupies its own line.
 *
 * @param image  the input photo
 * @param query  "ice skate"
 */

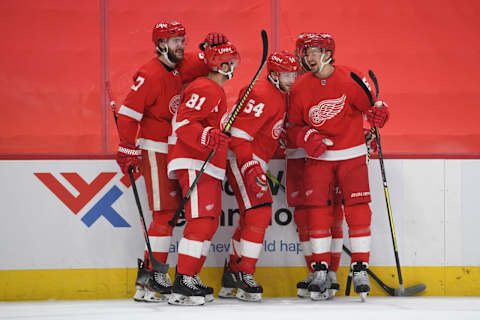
xmin=307 ymin=262 xmax=331 ymax=301
xmin=218 ymin=261 xmax=237 ymax=299
xmin=296 ymin=272 xmax=314 ymax=298
xmin=327 ymin=270 xmax=340 ymax=299
xmin=193 ymin=274 xmax=214 ymax=302
xmin=236 ymin=271 xmax=263 ymax=302
xmin=133 ymin=259 xmax=171 ymax=302
xmin=168 ymin=270 xmax=205 ymax=306
xmin=352 ymin=262 xmax=370 ymax=302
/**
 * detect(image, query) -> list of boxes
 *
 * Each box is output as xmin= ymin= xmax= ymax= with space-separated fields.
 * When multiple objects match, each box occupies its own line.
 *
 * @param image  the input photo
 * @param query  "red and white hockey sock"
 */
xmin=344 ymin=203 xmax=372 ymax=263
xmin=177 ymin=217 xmax=218 ymax=276
xmin=228 ymin=224 xmax=242 ymax=273
xmin=294 ymin=206 xmax=314 ymax=272
xmin=196 ymin=240 xmax=211 ymax=274
xmin=308 ymin=207 xmax=333 ymax=266
xmin=330 ymin=204 xmax=344 ymax=272
xmin=144 ymin=210 xmax=175 ymax=269
xmin=237 ymin=206 xmax=271 ymax=274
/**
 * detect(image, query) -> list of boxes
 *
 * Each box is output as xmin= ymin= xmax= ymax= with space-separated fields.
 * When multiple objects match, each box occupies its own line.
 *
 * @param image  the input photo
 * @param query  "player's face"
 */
xmin=278 ymin=72 xmax=297 ymax=92
xmin=167 ymin=36 xmax=185 ymax=62
xmin=305 ymin=47 xmax=324 ymax=73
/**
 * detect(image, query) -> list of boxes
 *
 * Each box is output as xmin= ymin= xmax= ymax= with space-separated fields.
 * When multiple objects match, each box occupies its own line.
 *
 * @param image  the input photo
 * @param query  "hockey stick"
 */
xmin=265 ymin=170 xmax=285 ymax=192
xmin=168 ymin=30 xmax=269 ymax=227
xmin=350 ymin=71 xmax=426 ymax=296
xmin=108 ymin=83 xmax=169 ymax=274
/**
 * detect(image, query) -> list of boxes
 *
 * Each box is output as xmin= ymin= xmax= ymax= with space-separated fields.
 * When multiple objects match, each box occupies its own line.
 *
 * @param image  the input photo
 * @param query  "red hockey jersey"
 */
xmin=167 ymin=77 xmax=229 ymax=180
xmin=229 ymin=78 xmax=287 ymax=170
xmin=117 ymin=53 xmax=208 ymax=153
xmin=288 ymin=65 xmax=374 ymax=161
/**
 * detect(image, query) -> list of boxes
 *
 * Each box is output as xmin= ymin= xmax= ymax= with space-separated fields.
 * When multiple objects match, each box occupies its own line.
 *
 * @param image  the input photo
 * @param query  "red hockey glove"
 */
xmin=367 ymin=101 xmax=390 ymax=128
xmin=241 ymin=160 xmax=268 ymax=195
xmin=297 ymin=128 xmax=330 ymax=158
xmin=201 ymin=127 xmax=230 ymax=151
xmin=116 ymin=143 xmax=141 ymax=174
xmin=199 ymin=32 xmax=228 ymax=50
xmin=363 ymin=128 xmax=378 ymax=155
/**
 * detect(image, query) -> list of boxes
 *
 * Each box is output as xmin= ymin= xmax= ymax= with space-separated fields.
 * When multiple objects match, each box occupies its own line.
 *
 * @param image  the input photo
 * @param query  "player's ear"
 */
xmin=157 ymin=39 xmax=167 ymax=50
xmin=220 ymin=62 xmax=230 ymax=73
xmin=325 ymin=50 xmax=333 ymax=60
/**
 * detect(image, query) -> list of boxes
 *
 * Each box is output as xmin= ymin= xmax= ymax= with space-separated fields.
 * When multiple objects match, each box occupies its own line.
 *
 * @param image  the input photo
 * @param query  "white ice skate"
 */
xmin=296 ymin=272 xmax=314 ymax=298
xmin=308 ymin=262 xmax=331 ymax=301
xmin=168 ymin=271 xmax=205 ymax=306
xmin=352 ymin=262 xmax=370 ymax=302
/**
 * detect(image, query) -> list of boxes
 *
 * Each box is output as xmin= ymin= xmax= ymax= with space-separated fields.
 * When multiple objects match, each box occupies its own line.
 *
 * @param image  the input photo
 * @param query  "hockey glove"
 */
xmin=199 ymin=32 xmax=228 ymax=51
xmin=116 ymin=143 xmax=141 ymax=174
xmin=200 ymin=127 xmax=230 ymax=151
xmin=297 ymin=127 xmax=329 ymax=158
xmin=241 ymin=160 xmax=268 ymax=195
xmin=367 ymin=101 xmax=390 ymax=128
xmin=364 ymin=128 xmax=377 ymax=155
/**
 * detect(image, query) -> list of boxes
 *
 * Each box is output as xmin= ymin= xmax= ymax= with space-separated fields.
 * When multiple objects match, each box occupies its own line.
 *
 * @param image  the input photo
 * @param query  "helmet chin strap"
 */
xmin=267 ymin=73 xmax=289 ymax=93
xmin=318 ymin=50 xmax=332 ymax=73
xmin=268 ymin=74 xmax=280 ymax=90
xmin=219 ymin=64 xmax=235 ymax=80
xmin=156 ymin=43 xmax=176 ymax=66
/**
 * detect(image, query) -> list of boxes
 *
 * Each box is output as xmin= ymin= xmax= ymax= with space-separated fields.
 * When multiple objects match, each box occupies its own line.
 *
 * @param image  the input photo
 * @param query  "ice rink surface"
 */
xmin=1 ymin=297 xmax=480 ymax=320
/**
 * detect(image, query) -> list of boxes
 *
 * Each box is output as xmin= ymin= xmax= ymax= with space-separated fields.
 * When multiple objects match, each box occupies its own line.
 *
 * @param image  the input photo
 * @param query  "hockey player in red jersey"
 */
xmin=287 ymin=32 xmax=343 ymax=299
xmin=288 ymin=33 xmax=389 ymax=301
xmin=166 ymin=42 xmax=239 ymax=306
xmin=115 ymin=20 xmax=227 ymax=302
xmin=218 ymin=51 xmax=299 ymax=302
xmin=291 ymin=33 xmax=381 ymax=300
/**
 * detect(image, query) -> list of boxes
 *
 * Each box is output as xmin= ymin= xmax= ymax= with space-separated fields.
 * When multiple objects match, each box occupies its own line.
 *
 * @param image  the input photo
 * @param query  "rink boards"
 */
xmin=0 ymin=158 xmax=479 ymax=300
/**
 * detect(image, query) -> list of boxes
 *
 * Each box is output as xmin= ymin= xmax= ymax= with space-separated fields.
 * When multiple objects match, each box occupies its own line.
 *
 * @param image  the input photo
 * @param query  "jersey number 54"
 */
xmin=243 ymin=99 xmax=264 ymax=117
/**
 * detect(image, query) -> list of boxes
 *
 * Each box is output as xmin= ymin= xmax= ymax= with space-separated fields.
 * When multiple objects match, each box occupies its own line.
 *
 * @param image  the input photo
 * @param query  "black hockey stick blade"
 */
xmin=350 ymin=72 xmax=374 ymax=106
xmin=342 ymin=245 xmax=425 ymax=296
xmin=129 ymin=168 xmax=169 ymax=274
xmin=368 ymin=70 xmax=379 ymax=99
xmin=394 ymin=283 xmax=426 ymax=296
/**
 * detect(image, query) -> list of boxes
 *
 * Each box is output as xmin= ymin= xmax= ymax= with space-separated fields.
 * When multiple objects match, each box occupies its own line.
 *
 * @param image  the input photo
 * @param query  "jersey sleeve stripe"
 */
xmin=118 ymin=105 xmax=143 ymax=121
xmin=230 ymin=127 xmax=254 ymax=141
xmin=136 ymin=138 xmax=168 ymax=154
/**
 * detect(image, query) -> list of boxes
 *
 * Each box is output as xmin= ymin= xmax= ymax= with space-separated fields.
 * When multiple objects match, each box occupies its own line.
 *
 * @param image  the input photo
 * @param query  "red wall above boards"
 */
xmin=1 ymin=0 xmax=479 ymax=156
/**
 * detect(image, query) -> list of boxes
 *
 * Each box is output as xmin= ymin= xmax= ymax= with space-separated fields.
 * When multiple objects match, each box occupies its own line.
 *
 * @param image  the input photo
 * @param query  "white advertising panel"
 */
xmin=0 ymin=159 xmax=478 ymax=270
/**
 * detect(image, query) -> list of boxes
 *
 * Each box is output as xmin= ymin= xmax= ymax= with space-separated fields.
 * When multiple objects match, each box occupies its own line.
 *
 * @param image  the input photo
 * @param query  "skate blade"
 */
xmin=297 ymin=288 xmax=310 ymax=298
xmin=310 ymin=290 xmax=329 ymax=301
xmin=360 ymin=292 xmax=367 ymax=302
xmin=236 ymin=289 xmax=262 ymax=302
xmin=142 ymin=289 xmax=169 ymax=302
xmin=168 ymin=293 xmax=205 ymax=306
xmin=205 ymin=294 xmax=215 ymax=303
xmin=327 ymin=289 xmax=338 ymax=299
xmin=133 ymin=288 xmax=168 ymax=303
xmin=218 ymin=287 xmax=237 ymax=299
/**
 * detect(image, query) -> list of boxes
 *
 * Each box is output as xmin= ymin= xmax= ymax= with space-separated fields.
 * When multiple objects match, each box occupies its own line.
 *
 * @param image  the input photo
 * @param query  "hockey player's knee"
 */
xmin=183 ymin=217 xmax=219 ymax=242
xmin=244 ymin=205 xmax=272 ymax=230
xmin=149 ymin=210 xmax=175 ymax=235
xmin=308 ymin=207 xmax=334 ymax=232
xmin=344 ymin=204 xmax=372 ymax=235
xmin=293 ymin=206 xmax=309 ymax=226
